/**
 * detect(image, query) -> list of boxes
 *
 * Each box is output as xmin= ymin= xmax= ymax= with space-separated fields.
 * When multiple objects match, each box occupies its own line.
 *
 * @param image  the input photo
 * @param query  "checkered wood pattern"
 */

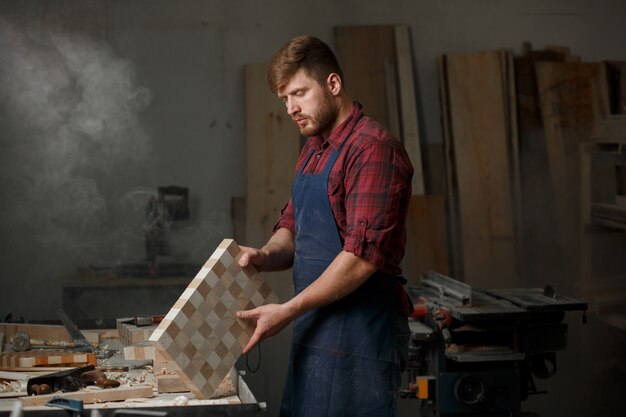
xmin=0 ymin=350 xmax=97 ymax=369
xmin=149 ymin=239 xmax=278 ymax=399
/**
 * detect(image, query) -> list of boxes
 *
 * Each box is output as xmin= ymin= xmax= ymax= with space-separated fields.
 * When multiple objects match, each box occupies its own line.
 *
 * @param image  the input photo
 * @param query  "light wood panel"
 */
xmin=443 ymin=50 xmax=521 ymax=287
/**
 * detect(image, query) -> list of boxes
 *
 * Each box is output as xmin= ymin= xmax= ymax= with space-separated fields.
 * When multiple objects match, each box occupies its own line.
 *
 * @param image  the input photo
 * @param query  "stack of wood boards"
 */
xmin=439 ymin=49 xmax=522 ymax=288
xmin=335 ymin=25 xmax=448 ymax=282
xmin=440 ymin=43 xmax=617 ymax=290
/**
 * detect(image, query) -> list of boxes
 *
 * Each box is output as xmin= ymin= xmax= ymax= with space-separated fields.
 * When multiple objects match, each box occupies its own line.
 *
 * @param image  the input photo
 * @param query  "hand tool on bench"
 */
xmin=12 ymin=331 xmax=76 ymax=352
xmin=119 ymin=315 xmax=165 ymax=327
xmin=133 ymin=315 xmax=165 ymax=327
xmin=56 ymin=310 xmax=94 ymax=353
xmin=56 ymin=309 xmax=114 ymax=359
xmin=27 ymin=365 xmax=95 ymax=395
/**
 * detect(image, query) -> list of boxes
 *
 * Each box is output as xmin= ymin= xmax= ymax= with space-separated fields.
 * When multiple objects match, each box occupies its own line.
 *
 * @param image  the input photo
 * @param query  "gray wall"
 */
xmin=1 ymin=1 xmax=625 ymax=416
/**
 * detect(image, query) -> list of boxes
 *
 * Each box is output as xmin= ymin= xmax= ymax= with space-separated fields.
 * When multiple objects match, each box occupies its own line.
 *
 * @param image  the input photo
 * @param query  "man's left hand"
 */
xmin=236 ymin=303 xmax=294 ymax=354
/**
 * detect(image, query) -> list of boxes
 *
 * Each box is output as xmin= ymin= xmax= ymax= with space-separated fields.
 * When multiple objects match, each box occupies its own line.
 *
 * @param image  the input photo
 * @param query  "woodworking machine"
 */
xmin=402 ymin=272 xmax=587 ymax=417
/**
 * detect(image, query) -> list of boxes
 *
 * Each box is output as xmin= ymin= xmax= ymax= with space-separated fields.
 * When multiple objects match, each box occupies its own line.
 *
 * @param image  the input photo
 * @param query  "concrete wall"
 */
xmin=1 ymin=1 xmax=625 ymax=416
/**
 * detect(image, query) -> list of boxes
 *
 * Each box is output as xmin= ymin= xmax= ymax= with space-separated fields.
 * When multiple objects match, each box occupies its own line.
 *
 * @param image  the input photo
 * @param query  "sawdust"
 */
xmin=0 ymin=381 xmax=21 ymax=393
xmin=211 ymin=372 xmax=236 ymax=399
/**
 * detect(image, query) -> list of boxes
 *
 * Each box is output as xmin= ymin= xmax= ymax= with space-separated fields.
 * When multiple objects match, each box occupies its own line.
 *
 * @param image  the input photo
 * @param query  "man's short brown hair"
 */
xmin=267 ymin=35 xmax=343 ymax=94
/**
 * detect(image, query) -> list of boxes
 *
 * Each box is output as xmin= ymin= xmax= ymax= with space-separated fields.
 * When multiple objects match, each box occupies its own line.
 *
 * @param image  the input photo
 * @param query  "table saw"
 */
xmin=402 ymin=271 xmax=587 ymax=417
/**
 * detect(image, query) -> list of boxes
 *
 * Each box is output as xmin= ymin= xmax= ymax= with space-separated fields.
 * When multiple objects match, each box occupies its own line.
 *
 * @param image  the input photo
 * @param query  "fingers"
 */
xmin=238 ymin=252 xmax=251 ymax=268
xmin=238 ymin=308 xmax=263 ymax=354
xmin=236 ymin=309 xmax=258 ymax=320
xmin=238 ymin=245 xmax=264 ymax=270
xmin=242 ymin=329 xmax=263 ymax=354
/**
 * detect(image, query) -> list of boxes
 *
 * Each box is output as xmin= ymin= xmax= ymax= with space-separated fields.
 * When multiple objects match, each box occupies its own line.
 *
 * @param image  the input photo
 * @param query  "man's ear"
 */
xmin=326 ymin=73 xmax=343 ymax=96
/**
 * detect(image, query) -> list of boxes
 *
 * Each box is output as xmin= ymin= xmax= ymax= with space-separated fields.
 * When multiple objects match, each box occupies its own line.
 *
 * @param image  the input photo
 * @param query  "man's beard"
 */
xmin=297 ymin=92 xmax=338 ymax=137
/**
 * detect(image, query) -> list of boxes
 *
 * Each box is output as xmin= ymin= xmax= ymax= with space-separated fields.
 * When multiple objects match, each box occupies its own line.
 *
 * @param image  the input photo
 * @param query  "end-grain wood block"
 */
xmin=123 ymin=342 xmax=156 ymax=361
xmin=149 ymin=239 xmax=278 ymax=400
xmin=116 ymin=320 xmax=156 ymax=346
xmin=0 ymin=350 xmax=96 ymax=369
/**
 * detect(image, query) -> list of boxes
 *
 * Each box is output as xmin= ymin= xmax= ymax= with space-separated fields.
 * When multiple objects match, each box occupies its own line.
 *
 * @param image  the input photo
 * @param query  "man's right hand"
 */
xmin=237 ymin=228 xmax=296 ymax=273
xmin=238 ymin=245 xmax=268 ymax=271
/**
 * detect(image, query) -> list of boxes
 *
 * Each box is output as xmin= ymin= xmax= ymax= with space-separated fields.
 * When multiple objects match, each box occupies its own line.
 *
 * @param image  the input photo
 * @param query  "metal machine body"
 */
xmin=403 ymin=272 xmax=587 ymax=417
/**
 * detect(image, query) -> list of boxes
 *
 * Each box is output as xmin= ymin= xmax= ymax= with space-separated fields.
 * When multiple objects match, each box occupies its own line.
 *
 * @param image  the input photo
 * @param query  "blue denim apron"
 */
xmin=280 ymin=119 xmax=399 ymax=417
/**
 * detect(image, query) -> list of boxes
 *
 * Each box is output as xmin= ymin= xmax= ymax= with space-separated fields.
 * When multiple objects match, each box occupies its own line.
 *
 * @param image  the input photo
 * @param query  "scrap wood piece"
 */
xmin=156 ymin=373 xmax=188 ymax=393
xmin=19 ymin=384 xmax=153 ymax=407
xmin=149 ymin=239 xmax=278 ymax=400
xmin=0 ymin=350 xmax=96 ymax=369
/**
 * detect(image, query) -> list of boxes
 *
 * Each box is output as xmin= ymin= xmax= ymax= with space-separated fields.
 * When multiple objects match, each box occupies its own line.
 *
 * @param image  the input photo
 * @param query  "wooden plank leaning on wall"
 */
xmin=536 ymin=61 xmax=610 ymax=293
xmin=440 ymin=50 xmax=522 ymax=288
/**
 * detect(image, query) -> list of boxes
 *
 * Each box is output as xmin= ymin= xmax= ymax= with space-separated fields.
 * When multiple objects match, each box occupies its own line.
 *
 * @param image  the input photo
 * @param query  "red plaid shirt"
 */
xmin=275 ymin=103 xmax=414 ymax=276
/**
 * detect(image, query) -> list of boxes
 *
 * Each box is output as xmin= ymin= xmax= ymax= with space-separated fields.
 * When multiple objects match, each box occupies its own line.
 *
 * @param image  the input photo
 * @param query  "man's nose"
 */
xmin=286 ymin=98 xmax=300 ymax=115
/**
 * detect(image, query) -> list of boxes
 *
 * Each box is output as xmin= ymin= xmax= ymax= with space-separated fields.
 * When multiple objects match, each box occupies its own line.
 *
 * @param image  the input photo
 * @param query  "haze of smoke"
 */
xmin=0 ymin=19 xmax=153 ymax=263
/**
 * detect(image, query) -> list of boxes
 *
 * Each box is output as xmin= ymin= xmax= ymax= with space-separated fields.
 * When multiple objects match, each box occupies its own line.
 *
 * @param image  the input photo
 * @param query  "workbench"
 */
xmin=0 ymin=335 xmax=265 ymax=417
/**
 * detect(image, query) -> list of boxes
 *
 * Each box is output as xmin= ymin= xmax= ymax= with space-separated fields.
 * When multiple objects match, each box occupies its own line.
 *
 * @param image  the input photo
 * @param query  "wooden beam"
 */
xmin=395 ymin=25 xmax=425 ymax=195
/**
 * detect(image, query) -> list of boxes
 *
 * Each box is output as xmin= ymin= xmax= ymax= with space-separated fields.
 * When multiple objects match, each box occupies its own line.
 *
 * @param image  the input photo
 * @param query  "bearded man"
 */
xmin=237 ymin=35 xmax=414 ymax=417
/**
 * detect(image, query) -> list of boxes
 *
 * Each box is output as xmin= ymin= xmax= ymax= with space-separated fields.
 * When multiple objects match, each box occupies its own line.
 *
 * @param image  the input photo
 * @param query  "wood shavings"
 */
xmin=210 ymin=373 xmax=236 ymax=399
xmin=172 ymin=395 xmax=189 ymax=406
xmin=0 ymin=381 xmax=21 ymax=393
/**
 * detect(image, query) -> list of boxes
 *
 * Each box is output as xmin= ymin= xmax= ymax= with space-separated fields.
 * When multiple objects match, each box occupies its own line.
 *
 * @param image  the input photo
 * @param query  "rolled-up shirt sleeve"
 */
xmin=274 ymin=198 xmax=295 ymax=234
xmin=341 ymin=140 xmax=413 ymax=271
